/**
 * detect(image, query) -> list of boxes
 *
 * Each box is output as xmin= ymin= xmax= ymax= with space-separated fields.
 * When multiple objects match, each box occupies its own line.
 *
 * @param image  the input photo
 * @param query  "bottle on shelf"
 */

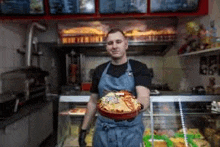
xmin=210 ymin=20 xmax=217 ymax=48
xmin=198 ymin=24 xmax=208 ymax=50
xmin=205 ymin=25 xmax=211 ymax=49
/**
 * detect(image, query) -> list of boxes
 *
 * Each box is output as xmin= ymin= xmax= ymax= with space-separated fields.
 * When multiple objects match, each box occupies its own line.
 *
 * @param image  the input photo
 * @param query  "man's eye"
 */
xmin=107 ymin=41 xmax=113 ymax=45
xmin=116 ymin=40 xmax=122 ymax=44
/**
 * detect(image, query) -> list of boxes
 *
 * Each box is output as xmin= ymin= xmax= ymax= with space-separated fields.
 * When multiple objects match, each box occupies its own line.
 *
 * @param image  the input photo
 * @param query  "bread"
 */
xmin=154 ymin=140 xmax=167 ymax=147
xmin=170 ymin=138 xmax=187 ymax=147
xmin=148 ymin=139 xmax=167 ymax=147
xmin=69 ymin=108 xmax=87 ymax=114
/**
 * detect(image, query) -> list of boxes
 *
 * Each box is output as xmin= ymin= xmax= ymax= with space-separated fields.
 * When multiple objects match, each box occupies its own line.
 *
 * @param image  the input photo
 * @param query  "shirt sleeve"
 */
xmin=90 ymin=67 xmax=100 ymax=94
xmin=89 ymin=62 xmax=108 ymax=94
xmin=133 ymin=63 xmax=152 ymax=88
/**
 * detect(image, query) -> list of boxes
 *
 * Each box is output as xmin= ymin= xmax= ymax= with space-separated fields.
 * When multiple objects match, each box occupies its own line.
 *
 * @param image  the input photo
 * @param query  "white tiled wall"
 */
xmin=163 ymin=0 xmax=220 ymax=92
xmin=0 ymin=22 xmax=27 ymax=93
xmin=83 ymin=56 xmax=164 ymax=84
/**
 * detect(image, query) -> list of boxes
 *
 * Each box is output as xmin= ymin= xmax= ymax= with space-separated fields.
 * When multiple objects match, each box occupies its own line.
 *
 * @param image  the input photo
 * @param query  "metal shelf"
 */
xmin=59 ymin=95 xmax=220 ymax=103
xmin=150 ymin=95 xmax=220 ymax=102
xmin=56 ymin=41 xmax=174 ymax=48
xmin=56 ymin=41 xmax=175 ymax=56
xmin=179 ymin=47 xmax=220 ymax=57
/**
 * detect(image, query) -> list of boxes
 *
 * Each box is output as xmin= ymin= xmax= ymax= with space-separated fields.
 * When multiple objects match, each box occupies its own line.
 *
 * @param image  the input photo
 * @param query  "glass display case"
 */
xmin=57 ymin=95 xmax=220 ymax=147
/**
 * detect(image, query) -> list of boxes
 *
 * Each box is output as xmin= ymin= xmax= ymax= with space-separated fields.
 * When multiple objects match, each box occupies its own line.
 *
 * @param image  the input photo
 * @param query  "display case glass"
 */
xmin=148 ymin=95 xmax=220 ymax=147
xmin=57 ymin=95 xmax=94 ymax=147
xmin=57 ymin=95 xmax=220 ymax=147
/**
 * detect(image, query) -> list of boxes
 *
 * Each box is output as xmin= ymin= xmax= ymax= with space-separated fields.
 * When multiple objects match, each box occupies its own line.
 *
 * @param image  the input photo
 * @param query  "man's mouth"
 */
xmin=112 ymin=51 xmax=119 ymax=54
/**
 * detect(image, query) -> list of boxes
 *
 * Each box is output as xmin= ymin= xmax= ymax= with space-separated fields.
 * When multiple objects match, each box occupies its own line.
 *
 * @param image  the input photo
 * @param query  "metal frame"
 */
xmin=59 ymin=94 xmax=220 ymax=147
xmin=59 ymin=95 xmax=220 ymax=103
xmin=149 ymin=95 xmax=220 ymax=147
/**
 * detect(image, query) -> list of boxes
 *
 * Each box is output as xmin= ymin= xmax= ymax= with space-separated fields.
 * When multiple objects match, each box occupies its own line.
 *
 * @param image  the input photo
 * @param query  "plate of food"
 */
xmin=97 ymin=90 xmax=141 ymax=120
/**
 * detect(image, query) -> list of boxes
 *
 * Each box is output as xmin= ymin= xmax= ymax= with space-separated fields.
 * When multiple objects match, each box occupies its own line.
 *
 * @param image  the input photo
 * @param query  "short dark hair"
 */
xmin=105 ymin=28 xmax=126 ymax=40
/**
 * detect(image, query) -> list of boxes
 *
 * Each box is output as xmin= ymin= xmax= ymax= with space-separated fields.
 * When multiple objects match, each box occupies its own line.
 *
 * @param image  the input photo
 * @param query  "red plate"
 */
xmin=97 ymin=103 xmax=141 ymax=120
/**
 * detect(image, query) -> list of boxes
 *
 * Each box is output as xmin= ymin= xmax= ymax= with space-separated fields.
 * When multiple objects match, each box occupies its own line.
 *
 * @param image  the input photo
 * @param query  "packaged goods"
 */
xmin=143 ymin=135 xmax=173 ymax=147
xmin=170 ymin=137 xmax=194 ymax=147
xmin=177 ymin=128 xmax=204 ymax=139
xmin=204 ymin=128 xmax=216 ymax=142
xmin=193 ymin=139 xmax=210 ymax=147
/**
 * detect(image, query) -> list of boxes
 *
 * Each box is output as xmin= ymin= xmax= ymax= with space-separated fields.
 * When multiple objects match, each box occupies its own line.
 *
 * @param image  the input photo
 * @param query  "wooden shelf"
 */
xmin=179 ymin=47 xmax=220 ymax=57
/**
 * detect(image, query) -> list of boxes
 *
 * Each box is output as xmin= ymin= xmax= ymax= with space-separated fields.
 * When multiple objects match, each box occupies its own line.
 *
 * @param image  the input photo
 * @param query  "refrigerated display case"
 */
xmin=57 ymin=94 xmax=220 ymax=147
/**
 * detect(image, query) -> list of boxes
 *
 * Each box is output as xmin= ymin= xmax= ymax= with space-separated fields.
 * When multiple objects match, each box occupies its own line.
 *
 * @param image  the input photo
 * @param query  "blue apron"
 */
xmin=93 ymin=60 xmax=145 ymax=147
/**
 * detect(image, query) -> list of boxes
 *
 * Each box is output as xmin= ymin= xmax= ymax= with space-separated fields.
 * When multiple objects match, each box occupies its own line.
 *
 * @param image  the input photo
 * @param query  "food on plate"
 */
xmin=97 ymin=90 xmax=141 ymax=113
xmin=69 ymin=108 xmax=87 ymax=114
xmin=144 ymin=128 xmax=152 ymax=136
xmin=69 ymin=108 xmax=78 ymax=113
xmin=151 ymin=140 xmax=167 ymax=147
xmin=178 ymin=128 xmax=199 ymax=134
xmin=154 ymin=129 xmax=175 ymax=137
xmin=193 ymin=139 xmax=210 ymax=147
xmin=170 ymin=137 xmax=188 ymax=147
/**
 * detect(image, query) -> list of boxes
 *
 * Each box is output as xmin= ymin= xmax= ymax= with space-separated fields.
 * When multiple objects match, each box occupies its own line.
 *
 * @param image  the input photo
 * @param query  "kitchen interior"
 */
xmin=1 ymin=0 xmax=220 ymax=147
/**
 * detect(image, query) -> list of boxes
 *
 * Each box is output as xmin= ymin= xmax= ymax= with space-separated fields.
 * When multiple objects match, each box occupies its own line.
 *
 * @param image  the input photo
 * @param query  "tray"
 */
xmin=97 ymin=104 xmax=140 ymax=120
xmin=143 ymin=135 xmax=174 ymax=147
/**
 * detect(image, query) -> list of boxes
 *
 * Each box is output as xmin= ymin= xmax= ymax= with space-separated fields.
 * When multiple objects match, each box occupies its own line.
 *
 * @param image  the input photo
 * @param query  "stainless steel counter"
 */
xmin=0 ymin=98 xmax=54 ymax=129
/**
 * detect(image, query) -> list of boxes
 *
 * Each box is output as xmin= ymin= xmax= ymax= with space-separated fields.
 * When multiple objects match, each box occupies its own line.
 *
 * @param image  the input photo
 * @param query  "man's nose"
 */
xmin=112 ymin=42 xmax=117 ymax=48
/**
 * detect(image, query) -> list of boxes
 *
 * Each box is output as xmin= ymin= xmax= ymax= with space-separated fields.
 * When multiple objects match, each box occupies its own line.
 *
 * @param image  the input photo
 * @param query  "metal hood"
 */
xmin=56 ymin=41 xmax=175 ymax=56
xmin=57 ymin=17 xmax=178 ymax=56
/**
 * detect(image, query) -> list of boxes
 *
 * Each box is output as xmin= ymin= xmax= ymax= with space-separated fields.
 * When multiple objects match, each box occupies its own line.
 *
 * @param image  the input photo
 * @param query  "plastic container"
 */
xmin=143 ymin=135 xmax=174 ymax=147
xmin=81 ymin=82 xmax=92 ymax=91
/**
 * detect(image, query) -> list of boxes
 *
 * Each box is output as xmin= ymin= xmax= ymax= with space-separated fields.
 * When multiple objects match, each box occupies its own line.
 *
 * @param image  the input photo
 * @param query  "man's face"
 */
xmin=106 ymin=31 xmax=128 ymax=59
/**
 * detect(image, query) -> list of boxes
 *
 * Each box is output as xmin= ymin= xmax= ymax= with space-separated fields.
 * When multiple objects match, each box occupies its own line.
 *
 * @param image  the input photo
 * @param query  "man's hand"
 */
xmin=79 ymin=93 xmax=98 ymax=147
xmin=78 ymin=129 xmax=87 ymax=147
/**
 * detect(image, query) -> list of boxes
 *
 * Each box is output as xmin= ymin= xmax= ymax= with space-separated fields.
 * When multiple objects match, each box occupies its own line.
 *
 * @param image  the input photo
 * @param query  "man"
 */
xmin=79 ymin=28 xmax=151 ymax=147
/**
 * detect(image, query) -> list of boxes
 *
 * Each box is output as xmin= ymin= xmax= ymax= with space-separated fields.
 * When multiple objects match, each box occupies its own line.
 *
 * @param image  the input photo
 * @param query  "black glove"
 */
xmin=78 ymin=129 xmax=87 ymax=147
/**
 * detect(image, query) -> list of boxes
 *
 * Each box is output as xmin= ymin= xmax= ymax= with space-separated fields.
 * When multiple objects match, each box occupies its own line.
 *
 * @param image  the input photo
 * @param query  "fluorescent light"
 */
xmin=85 ymin=2 xmax=94 ymax=11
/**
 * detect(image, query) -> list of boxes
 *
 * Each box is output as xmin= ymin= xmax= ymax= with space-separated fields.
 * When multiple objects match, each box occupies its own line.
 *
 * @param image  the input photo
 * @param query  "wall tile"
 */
xmin=152 ymin=68 xmax=164 ymax=84
xmin=3 ymin=48 xmax=14 ymax=68
xmin=1 ymin=22 xmax=26 ymax=49
xmin=163 ymin=68 xmax=185 ymax=91
xmin=0 ymin=26 xmax=5 ymax=48
xmin=0 ymin=80 xmax=2 ymax=94
xmin=0 ymin=68 xmax=6 ymax=76
xmin=13 ymin=50 xmax=23 ymax=67
xmin=3 ymin=29 xmax=15 ymax=49
xmin=36 ymin=22 xmax=58 ymax=43
xmin=164 ymin=55 xmax=182 ymax=68
xmin=0 ymin=47 xmax=5 ymax=68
